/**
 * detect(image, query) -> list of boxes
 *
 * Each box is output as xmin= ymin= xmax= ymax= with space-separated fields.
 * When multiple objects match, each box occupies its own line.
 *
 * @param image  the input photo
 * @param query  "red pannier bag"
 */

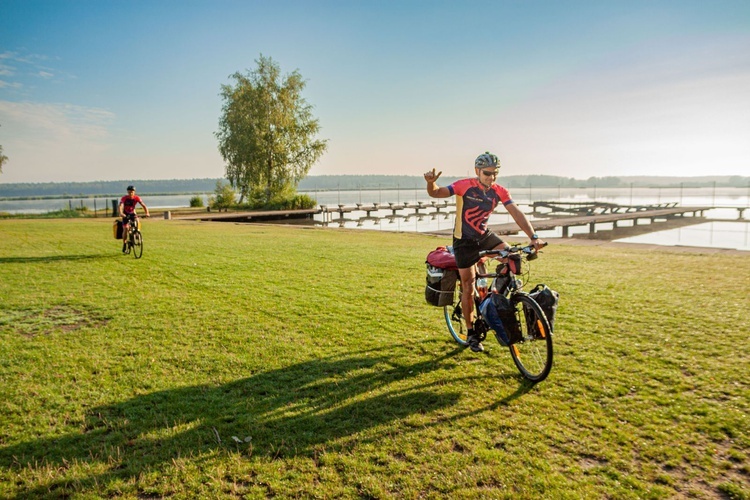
xmin=426 ymin=246 xmax=458 ymax=270
xmin=424 ymin=246 xmax=459 ymax=307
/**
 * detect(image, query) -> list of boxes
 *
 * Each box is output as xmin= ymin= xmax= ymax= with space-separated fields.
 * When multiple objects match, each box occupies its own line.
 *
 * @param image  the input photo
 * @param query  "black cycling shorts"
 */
xmin=453 ymin=231 xmax=504 ymax=269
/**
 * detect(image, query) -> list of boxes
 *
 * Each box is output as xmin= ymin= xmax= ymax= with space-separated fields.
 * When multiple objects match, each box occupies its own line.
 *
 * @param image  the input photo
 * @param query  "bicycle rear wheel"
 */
xmin=131 ymin=230 xmax=143 ymax=259
xmin=509 ymin=294 xmax=553 ymax=382
xmin=443 ymin=282 xmax=468 ymax=346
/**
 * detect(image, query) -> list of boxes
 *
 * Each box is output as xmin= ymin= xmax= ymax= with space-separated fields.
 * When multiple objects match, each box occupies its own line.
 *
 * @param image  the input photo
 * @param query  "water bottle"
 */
xmin=477 ymin=278 xmax=488 ymax=299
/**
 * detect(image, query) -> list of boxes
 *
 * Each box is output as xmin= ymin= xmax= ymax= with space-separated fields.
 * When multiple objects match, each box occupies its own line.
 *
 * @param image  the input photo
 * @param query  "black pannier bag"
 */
xmin=479 ymin=293 xmax=523 ymax=345
xmin=498 ymin=295 xmax=523 ymax=344
xmin=528 ymin=284 xmax=560 ymax=332
xmin=113 ymin=219 xmax=124 ymax=239
xmin=425 ymin=265 xmax=459 ymax=307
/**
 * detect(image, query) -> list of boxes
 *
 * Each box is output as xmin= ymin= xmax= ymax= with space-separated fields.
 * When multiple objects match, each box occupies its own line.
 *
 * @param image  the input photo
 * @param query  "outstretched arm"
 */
xmin=424 ymin=168 xmax=451 ymax=198
xmin=139 ymin=201 xmax=150 ymax=217
xmin=506 ymin=202 xmax=546 ymax=249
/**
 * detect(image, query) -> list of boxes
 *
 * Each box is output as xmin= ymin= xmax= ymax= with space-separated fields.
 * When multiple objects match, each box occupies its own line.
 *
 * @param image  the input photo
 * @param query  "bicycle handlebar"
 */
xmin=479 ymin=241 xmax=548 ymax=259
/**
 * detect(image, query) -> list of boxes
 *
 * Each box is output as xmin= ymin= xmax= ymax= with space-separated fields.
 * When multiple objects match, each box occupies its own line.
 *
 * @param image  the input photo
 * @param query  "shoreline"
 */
xmin=554 ymin=216 xmax=748 ymax=254
xmin=541 ymin=236 xmax=748 ymax=255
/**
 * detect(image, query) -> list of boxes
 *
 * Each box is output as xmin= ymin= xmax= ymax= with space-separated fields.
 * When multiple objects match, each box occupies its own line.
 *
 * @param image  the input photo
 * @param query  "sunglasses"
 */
xmin=480 ymin=170 xmax=498 ymax=177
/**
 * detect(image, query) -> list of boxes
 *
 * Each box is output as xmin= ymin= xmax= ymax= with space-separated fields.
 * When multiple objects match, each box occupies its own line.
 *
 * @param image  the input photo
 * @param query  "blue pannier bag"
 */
xmin=479 ymin=293 xmax=522 ymax=346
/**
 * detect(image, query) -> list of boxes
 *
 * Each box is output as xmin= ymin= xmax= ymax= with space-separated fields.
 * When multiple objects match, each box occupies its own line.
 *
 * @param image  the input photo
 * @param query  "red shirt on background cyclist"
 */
xmin=118 ymin=185 xmax=150 ymax=253
xmin=424 ymin=152 xmax=545 ymax=353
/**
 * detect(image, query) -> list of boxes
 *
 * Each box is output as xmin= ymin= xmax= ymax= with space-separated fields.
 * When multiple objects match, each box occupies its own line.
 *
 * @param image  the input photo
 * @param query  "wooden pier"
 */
xmin=171 ymin=208 xmax=318 ymax=222
xmin=167 ymin=200 xmax=745 ymax=239
xmin=531 ymin=200 xmax=681 ymax=216
xmin=168 ymin=200 xmax=454 ymax=223
xmin=427 ymin=202 xmax=714 ymax=238
xmin=318 ymin=200 xmax=453 ymax=221
xmin=504 ymin=205 xmax=710 ymax=238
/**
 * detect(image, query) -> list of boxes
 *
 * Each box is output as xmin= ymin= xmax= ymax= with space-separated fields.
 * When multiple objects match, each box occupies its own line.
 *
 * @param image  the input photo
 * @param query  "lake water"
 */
xmin=307 ymin=187 xmax=749 ymax=251
xmin=2 ymin=186 xmax=748 ymax=251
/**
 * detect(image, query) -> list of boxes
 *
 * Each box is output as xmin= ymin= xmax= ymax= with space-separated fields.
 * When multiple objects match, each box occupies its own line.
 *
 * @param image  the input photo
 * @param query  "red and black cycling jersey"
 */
xmin=120 ymin=195 xmax=143 ymax=215
xmin=448 ymin=178 xmax=513 ymax=240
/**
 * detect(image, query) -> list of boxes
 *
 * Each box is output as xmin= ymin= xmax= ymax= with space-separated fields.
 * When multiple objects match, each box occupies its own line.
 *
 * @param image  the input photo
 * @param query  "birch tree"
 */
xmin=216 ymin=55 xmax=327 ymax=205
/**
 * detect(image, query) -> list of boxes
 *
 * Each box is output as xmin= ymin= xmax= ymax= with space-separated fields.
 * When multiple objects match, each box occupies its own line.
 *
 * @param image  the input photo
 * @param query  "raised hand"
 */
xmin=423 ymin=168 xmax=442 ymax=183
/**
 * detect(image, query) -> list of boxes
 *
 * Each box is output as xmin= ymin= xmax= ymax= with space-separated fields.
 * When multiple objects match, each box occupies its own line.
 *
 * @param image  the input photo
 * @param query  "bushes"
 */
xmin=239 ymin=190 xmax=317 ymax=211
xmin=208 ymin=181 xmax=316 ymax=212
xmin=189 ymin=196 xmax=205 ymax=208
xmin=265 ymin=194 xmax=317 ymax=210
xmin=208 ymin=181 xmax=237 ymax=212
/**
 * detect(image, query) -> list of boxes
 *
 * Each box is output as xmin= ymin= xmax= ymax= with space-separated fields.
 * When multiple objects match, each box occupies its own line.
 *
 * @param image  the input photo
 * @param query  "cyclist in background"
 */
xmin=424 ymin=152 xmax=545 ymax=352
xmin=118 ymin=185 xmax=150 ymax=253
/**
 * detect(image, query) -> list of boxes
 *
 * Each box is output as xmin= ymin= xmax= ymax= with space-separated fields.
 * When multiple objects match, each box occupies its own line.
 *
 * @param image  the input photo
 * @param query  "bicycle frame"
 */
xmin=123 ymin=214 xmax=144 ymax=259
xmin=442 ymin=243 xmax=554 ymax=382
xmin=123 ymin=214 xmax=139 ymax=233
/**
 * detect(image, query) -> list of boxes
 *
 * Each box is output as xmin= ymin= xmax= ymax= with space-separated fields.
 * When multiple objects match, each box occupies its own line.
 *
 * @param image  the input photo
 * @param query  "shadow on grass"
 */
xmin=0 ymin=253 xmax=119 ymax=264
xmin=1 ymin=344 xmax=532 ymax=496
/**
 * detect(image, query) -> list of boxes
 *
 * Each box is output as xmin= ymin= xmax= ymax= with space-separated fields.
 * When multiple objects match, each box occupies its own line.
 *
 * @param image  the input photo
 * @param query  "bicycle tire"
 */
xmin=132 ymin=230 xmax=143 ymax=259
xmin=444 ymin=282 xmax=469 ymax=346
xmin=508 ymin=294 xmax=553 ymax=382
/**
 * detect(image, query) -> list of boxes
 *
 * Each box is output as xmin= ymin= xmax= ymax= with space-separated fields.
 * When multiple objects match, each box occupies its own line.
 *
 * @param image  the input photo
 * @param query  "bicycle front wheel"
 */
xmin=131 ymin=231 xmax=143 ymax=259
xmin=509 ymin=294 xmax=553 ymax=382
xmin=443 ymin=282 xmax=468 ymax=346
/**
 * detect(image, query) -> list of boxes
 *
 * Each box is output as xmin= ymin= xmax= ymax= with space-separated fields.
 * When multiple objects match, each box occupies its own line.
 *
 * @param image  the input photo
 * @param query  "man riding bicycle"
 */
xmin=118 ymin=185 xmax=150 ymax=253
xmin=424 ymin=152 xmax=545 ymax=352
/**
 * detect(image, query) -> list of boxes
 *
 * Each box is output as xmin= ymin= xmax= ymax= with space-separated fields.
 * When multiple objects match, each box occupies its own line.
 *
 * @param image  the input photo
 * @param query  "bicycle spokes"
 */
xmin=452 ymin=304 xmax=462 ymax=322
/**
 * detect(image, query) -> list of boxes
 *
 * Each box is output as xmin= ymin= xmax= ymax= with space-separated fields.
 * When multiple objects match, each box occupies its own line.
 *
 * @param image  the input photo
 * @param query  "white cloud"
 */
xmin=0 ymin=81 xmax=23 ymax=90
xmin=0 ymin=54 xmax=16 ymax=78
xmin=0 ymin=50 xmax=63 ymax=95
xmin=0 ymin=101 xmax=116 ymax=182
xmin=0 ymin=100 xmax=226 ymax=182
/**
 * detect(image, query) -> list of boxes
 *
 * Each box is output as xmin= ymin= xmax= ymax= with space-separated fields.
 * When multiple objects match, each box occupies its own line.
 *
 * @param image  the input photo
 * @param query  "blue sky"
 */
xmin=1 ymin=0 xmax=749 ymax=183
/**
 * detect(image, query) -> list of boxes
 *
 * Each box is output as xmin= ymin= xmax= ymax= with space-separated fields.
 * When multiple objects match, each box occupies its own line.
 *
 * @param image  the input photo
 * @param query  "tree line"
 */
xmin=2 ymin=174 xmax=748 ymax=199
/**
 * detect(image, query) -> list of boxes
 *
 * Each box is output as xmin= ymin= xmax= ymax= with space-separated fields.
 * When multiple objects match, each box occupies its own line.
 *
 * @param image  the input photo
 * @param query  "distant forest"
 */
xmin=1 ymin=174 xmax=748 ymax=198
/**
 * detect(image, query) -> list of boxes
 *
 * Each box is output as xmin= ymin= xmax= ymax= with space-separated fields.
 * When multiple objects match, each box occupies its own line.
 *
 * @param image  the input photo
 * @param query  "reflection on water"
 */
xmin=615 ymin=221 xmax=750 ymax=251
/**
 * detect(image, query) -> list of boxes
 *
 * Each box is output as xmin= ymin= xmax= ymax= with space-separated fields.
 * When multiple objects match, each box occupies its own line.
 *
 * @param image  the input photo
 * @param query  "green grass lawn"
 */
xmin=0 ymin=218 xmax=748 ymax=499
